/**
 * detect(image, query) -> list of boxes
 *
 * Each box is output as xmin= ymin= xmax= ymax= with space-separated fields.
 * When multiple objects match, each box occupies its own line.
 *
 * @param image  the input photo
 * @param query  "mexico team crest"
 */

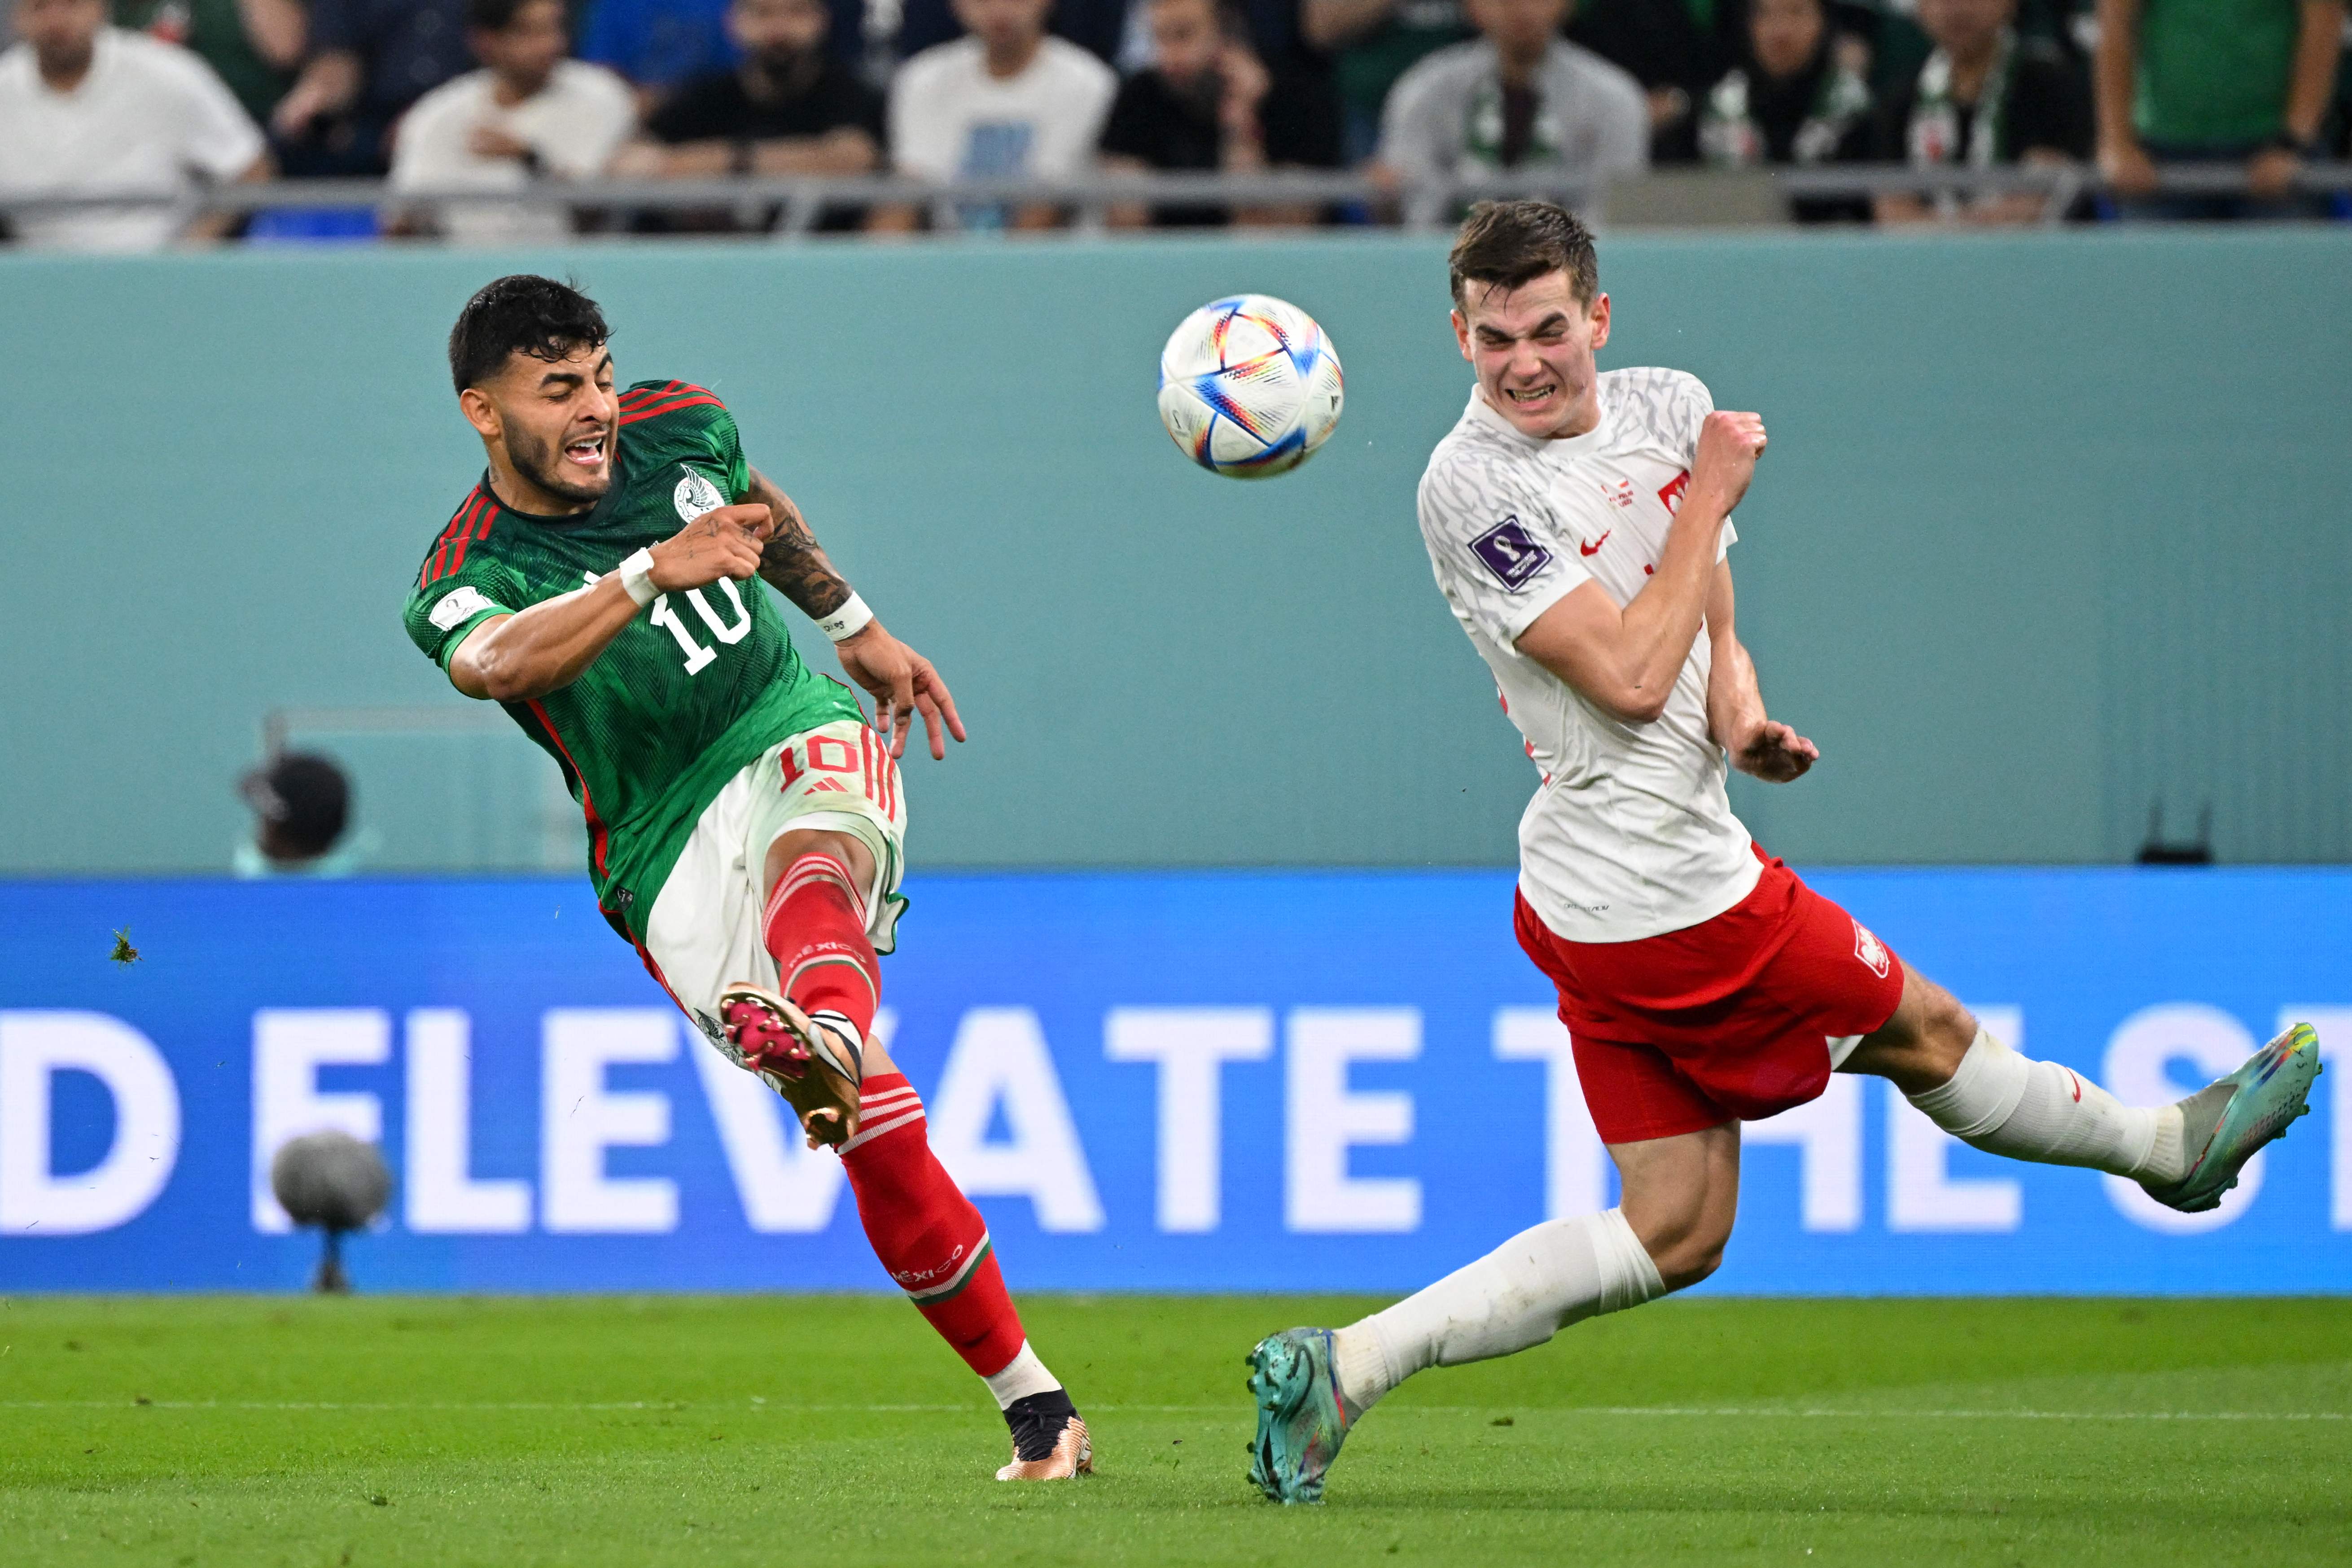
xmin=1853 ymin=920 xmax=1890 ymax=978
xmin=674 ymin=467 xmax=724 ymax=522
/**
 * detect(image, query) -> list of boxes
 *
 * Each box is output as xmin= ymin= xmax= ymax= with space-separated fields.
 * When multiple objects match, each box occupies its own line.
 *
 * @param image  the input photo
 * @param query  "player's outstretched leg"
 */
xmin=727 ymin=838 xmax=1091 ymax=1480
xmin=1248 ymin=1164 xmax=1692 ymax=1503
xmin=837 ymin=1080 xmax=1093 ymax=1480
xmin=1871 ymin=975 xmax=2323 ymax=1213
xmin=1248 ymin=1210 xmax=1665 ymax=1503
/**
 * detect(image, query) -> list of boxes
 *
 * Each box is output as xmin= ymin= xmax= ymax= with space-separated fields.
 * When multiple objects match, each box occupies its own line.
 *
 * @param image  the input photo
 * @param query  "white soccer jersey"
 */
xmin=1418 ymin=368 xmax=1759 ymax=944
xmin=0 ymin=29 xmax=264 ymax=252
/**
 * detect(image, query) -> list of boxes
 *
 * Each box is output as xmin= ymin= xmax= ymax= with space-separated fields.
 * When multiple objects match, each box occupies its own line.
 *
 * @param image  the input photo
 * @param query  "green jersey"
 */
xmin=402 ymin=379 xmax=863 ymax=943
xmin=2134 ymin=0 xmax=2301 ymax=146
xmin=111 ymin=0 xmax=292 ymax=125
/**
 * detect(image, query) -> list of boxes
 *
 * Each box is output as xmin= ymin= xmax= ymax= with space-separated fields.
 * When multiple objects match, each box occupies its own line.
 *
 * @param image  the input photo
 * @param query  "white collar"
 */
xmin=1466 ymin=383 xmax=1613 ymax=457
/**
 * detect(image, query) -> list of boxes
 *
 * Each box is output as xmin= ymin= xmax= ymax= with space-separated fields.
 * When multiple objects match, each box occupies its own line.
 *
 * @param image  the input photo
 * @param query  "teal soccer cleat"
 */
xmin=2141 ymin=1022 xmax=2323 ymax=1213
xmin=1246 ymin=1327 xmax=1351 ymax=1505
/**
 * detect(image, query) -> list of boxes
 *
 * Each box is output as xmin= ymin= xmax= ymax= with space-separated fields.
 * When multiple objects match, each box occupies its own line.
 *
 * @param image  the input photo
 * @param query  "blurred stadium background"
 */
xmin=4 ymin=0 xmax=2351 ymax=1549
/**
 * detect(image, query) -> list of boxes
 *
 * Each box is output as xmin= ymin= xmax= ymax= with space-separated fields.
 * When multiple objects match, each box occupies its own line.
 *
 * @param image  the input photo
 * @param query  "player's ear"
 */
xmin=458 ymin=386 xmax=502 ymax=443
xmin=1587 ymin=293 xmax=1611 ymax=352
xmin=1451 ymin=307 xmax=1472 ymax=364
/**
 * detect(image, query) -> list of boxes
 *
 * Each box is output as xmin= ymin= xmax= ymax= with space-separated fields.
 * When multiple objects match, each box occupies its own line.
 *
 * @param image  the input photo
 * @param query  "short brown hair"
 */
xmin=1448 ymin=201 xmax=1599 ymax=310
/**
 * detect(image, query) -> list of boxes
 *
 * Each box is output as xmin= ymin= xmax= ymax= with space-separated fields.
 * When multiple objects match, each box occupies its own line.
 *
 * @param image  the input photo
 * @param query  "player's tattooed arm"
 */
xmin=746 ymin=467 xmax=854 ymax=618
xmin=743 ymin=464 xmax=968 ymax=760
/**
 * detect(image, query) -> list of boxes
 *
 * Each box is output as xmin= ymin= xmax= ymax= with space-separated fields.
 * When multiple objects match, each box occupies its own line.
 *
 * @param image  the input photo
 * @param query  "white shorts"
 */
xmin=641 ymin=718 xmax=907 ymax=1046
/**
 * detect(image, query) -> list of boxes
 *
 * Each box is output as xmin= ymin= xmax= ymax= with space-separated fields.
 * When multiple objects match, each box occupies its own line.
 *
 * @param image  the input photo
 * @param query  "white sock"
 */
xmin=981 ymin=1340 xmax=1060 ymax=1411
xmin=1908 ymin=1029 xmax=2183 ymax=1181
xmin=1331 ymin=1209 xmax=1664 ymax=1418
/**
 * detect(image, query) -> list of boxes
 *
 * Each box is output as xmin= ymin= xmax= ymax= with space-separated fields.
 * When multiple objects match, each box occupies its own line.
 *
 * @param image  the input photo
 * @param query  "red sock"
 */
xmin=839 ymin=1073 xmax=1028 ymax=1378
xmin=762 ymin=851 xmax=879 ymax=1043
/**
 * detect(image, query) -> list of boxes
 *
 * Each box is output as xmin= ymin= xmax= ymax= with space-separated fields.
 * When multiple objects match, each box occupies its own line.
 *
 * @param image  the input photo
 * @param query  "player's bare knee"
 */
xmin=764 ymin=827 xmax=874 ymax=893
xmin=1656 ymin=1247 xmax=1722 ymax=1293
xmin=1849 ymin=970 xmax=1979 ymax=1094
xmin=1622 ymin=1190 xmax=1726 ymax=1292
xmin=1644 ymin=1207 xmax=1731 ymax=1292
xmin=1649 ymin=1239 xmax=1722 ymax=1292
xmin=1914 ymin=980 xmax=1977 ymax=1077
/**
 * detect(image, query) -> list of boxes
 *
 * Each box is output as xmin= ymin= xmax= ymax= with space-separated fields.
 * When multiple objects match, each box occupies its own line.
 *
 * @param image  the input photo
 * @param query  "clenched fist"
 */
xmin=1731 ymin=719 xmax=1818 ymax=783
xmin=1691 ymin=410 xmax=1767 ymax=517
xmin=650 ymin=504 xmax=773 ymax=591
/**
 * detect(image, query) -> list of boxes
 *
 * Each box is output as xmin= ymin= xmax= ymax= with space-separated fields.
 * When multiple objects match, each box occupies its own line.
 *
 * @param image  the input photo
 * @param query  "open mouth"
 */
xmin=1503 ymin=382 xmax=1559 ymax=408
xmin=564 ymin=433 xmax=608 ymax=469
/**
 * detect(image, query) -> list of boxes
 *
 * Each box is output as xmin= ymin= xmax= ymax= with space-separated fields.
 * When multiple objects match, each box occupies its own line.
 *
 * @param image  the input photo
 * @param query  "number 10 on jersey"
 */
xmin=648 ymin=580 xmax=754 ymax=674
xmin=581 ymin=568 xmax=755 ymax=676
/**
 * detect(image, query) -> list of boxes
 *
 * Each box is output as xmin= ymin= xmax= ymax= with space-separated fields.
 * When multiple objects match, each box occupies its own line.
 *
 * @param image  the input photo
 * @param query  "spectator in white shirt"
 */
xmin=1374 ymin=0 xmax=1647 ymax=226
xmin=387 ymin=0 xmax=635 ymax=244
xmin=0 ymin=0 xmax=270 ymax=250
xmin=871 ymin=0 xmax=1117 ymax=231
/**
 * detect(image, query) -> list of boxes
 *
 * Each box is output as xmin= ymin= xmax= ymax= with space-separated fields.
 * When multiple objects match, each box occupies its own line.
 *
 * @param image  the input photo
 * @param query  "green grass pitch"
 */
xmin=3 ymin=1294 xmax=2347 ymax=1565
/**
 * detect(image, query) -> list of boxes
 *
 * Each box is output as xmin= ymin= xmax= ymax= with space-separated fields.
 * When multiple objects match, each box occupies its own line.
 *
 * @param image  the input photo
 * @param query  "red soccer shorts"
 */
xmin=1513 ymin=850 xmax=1907 ymax=1144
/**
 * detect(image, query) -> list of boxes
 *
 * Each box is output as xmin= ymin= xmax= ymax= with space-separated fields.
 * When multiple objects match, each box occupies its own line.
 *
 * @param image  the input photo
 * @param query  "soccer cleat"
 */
xmin=2140 ymin=1021 xmax=2322 ymax=1213
xmin=717 ymin=982 xmax=864 ymax=1148
xmin=996 ymin=1391 xmax=1093 ymax=1480
xmin=1246 ymin=1327 xmax=1350 ymax=1505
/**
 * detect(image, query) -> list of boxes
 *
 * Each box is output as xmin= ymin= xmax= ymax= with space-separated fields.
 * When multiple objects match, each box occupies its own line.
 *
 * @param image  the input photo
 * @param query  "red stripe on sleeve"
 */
xmin=620 ymin=394 xmax=724 ymax=425
xmin=422 ymin=491 xmax=486 ymax=586
xmin=447 ymin=491 xmax=498 ymax=574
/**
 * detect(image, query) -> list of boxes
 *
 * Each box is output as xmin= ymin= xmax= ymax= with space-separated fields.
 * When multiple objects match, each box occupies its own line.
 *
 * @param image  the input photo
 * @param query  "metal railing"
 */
xmin=2 ymin=162 xmax=2346 ymax=241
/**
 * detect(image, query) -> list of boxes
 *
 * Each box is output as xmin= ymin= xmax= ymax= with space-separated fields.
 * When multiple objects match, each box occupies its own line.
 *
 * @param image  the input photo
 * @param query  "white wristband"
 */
xmin=816 ymin=591 xmax=874 ymax=643
xmin=616 ymin=547 xmax=658 ymax=609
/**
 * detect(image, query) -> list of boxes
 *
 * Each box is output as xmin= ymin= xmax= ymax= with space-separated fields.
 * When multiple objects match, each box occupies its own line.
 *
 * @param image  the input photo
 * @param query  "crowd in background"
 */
xmin=0 ymin=0 xmax=2346 ymax=245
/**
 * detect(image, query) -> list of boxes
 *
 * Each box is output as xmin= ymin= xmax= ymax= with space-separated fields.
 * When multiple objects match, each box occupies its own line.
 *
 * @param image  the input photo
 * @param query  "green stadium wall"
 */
xmin=2 ymin=229 xmax=2346 ymax=874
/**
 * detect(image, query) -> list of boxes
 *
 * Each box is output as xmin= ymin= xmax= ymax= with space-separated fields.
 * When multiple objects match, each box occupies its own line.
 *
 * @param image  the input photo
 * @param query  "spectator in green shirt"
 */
xmin=111 ymin=0 xmax=305 ymax=122
xmin=2094 ymin=0 xmax=2344 ymax=215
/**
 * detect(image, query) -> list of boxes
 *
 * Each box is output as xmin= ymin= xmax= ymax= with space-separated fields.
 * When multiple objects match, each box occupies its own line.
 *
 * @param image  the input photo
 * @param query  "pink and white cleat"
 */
xmin=716 ymin=982 xmax=864 ymax=1148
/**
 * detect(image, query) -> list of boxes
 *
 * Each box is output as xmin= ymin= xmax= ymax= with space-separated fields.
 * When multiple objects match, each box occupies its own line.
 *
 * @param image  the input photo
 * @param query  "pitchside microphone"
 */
xmin=269 ymin=1131 xmax=393 ymax=1294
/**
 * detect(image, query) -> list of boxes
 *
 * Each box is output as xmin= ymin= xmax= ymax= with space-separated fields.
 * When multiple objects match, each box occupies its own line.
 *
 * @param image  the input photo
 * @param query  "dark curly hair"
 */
xmin=447 ymin=274 xmax=610 ymax=394
xmin=1448 ymin=201 xmax=1599 ymax=310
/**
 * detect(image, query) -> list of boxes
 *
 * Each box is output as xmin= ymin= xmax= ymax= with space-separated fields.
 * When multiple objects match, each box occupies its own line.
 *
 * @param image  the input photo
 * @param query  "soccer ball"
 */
xmin=1156 ymin=295 xmax=1344 ymax=479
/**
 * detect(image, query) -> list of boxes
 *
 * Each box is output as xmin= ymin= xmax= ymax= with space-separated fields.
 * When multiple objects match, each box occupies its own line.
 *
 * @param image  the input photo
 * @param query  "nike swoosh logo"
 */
xmin=1580 ymin=530 xmax=1610 ymax=557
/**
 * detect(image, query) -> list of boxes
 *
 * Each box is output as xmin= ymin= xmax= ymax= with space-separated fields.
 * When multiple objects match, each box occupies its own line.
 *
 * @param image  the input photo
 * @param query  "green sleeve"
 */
xmin=404 ymin=556 xmax=530 ymax=671
xmin=706 ymin=404 xmax=751 ymax=503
